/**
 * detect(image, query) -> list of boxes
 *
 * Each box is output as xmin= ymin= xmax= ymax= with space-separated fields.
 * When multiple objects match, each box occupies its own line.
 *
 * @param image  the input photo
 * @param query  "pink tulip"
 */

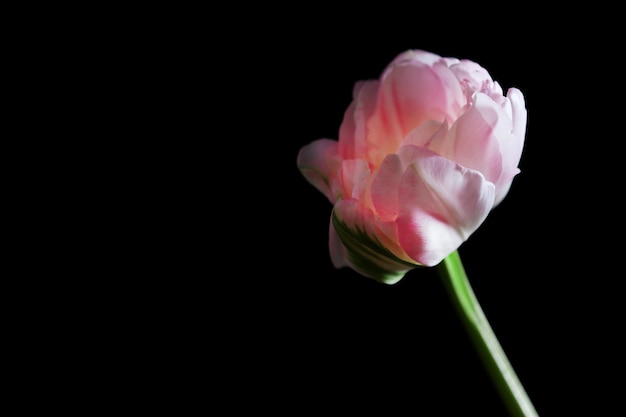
xmin=297 ymin=49 xmax=527 ymax=284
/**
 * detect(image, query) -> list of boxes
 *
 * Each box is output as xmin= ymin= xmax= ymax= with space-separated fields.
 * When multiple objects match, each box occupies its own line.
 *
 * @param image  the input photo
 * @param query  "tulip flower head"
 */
xmin=297 ymin=49 xmax=527 ymax=284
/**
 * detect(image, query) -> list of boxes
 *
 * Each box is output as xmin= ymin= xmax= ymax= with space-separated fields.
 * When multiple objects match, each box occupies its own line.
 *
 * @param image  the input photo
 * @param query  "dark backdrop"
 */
xmin=143 ymin=14 xmax=620 ymax=417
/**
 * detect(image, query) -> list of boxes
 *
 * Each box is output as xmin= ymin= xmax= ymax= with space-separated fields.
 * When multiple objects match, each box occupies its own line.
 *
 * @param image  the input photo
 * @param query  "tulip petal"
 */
xmin=448 ymin=92 xmax=526 ymax=205
xmin=356 ymin=50 xmax=460 ymax=167
xmin=297 ymin=139 xmax=341 ymax=202
xmin=396 ymin=146 xmax=495 ymax=266
xmin=370 ymin=153 xmax=403 ymax=221
xmin=446 ymin=93 xmax=504 ymax=186
xmin=329 ymin=217 xmax=349 ymax=270
xmin=386 ymin=49 xmax=444 ymax=68
xmin=507 ymin=87 xmax=527 ymax=160
xmin=376 ymin=56 xmax=465 ymax=136
xmin=449 ymin=59 xmax=501 ymax=97
xmin=338 ymin=80 xmax=379 ymax=161
xmin=332 ymin=199 xmax=417 ymax=284
xmin=331 ymin=159 xmax=371 ymax=203
xmin=402 ymin=119 xmax=450 ymax=153
xmin=489 ymin=88 xmax=526 ymax=205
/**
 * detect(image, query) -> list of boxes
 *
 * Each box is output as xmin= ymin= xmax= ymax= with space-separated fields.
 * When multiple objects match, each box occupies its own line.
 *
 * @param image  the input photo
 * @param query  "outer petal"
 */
xmin=447 ymin=92 xmax=526 ymax=205
xmin=329 ymin=209 xmax=414 ymax=272
xmin=329 ymin=215 xmax=349 ymax=270
xmin=507 ymin=87 xmax=527 ymax=164
xmin=395 ymin=146 xmax=495 ymax=266
xmin=506 ymin=88 xmax=528 ymax=146
xmin=330 ymin=159 xmax=371 ymax=203
xmin=370 ymin=153 xmax=403 ymax=221
xmin=443 ymin=93 xmax=511 ymax=199
xmin=448 ymin=59 xmax=501 ymax=99
xmin=331 ymin=199 xmax=417 ymax=284
xmin=297 ymin=139 xmax=341 ymax=202
xmin=338 ymin=80 xmax=379 ymax=161
xmin=489 ymin=88 xmax=527 ymax=206
xmin=401 ymin=119 xmax=447 ymax=149
xmin=385 ymin=49 xmax=444 ymax=68
xmin=365 ymin=58 xmax=465 ymax=166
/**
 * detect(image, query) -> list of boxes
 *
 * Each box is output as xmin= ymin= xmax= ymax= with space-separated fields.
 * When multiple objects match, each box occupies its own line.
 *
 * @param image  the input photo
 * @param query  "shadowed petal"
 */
xmin=371 ymin=154 xmax=402 ymax=221
xmin=338 ymin=80 xmax=379 ymax=161
xmin=329 ymin=216 xmax=349 ymax=270
xmin=331 ymin=159 xmax=371 ymax=203
xmin=297 ymin=139 xmax=341 ymax=202
xmin=332 ymin=199 xmax=416 ymax=284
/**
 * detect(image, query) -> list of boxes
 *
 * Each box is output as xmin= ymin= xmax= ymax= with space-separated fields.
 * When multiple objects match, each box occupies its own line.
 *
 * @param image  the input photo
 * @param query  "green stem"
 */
xmin=436 ymin=250 xmax=539 ymax=417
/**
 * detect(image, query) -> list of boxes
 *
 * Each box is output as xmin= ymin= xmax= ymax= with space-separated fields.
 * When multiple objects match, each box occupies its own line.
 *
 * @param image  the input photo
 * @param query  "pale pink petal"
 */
xmin=449 ymin=59 xmax=498 ymax=96
xmin=370 ymin=60 xmax=465 ymax=158
xmin=397 ymin=211 xmax=465 ymax=267
xmin=297 ymin=139 xmax=341 ymax=202
xmin=446 ymin=93 xmax=505 ymax=187
xmin=491 ymin=88 xmax=526 ymax=205
xmin=338 ymin=80 xmax=379 ymax=161
xmin=507 ymin=87 xmax=527 ymax=157
xmin=370 ymin=154 xmax=403 ymax=221
xmin=402 ymin=119 xmax=449 ymax=152
xmin=370 ymin=140 xmax=443 ymax=222
xmin=395 ymin=147 xmax=495 ymax=266
xmin=492 ymin=131 xmax=522 ymax=206
xmin=330 ymin=159 xmax=371 ymax=202
xmin=396 ymin=143 xmax=434 ymax=168
xmin=493 ymin=181 xmax=513 ymax=208
xmin=450 ymin=91 xmax=526 ymax=204
xmin=385 ymin=49 xmax=445 ymax=69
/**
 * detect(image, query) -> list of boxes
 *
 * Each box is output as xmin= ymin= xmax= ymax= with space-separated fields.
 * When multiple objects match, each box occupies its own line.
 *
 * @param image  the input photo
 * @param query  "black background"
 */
xmin=136 ymin=12 xmax=622 ymax=417
xmin=19 ymin=6 xmax=624 ymax=416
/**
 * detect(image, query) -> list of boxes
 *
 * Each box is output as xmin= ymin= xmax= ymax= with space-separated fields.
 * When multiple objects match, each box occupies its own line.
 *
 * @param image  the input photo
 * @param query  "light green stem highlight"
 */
xmin=436 ymin=250 xmax=539 ymax=417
